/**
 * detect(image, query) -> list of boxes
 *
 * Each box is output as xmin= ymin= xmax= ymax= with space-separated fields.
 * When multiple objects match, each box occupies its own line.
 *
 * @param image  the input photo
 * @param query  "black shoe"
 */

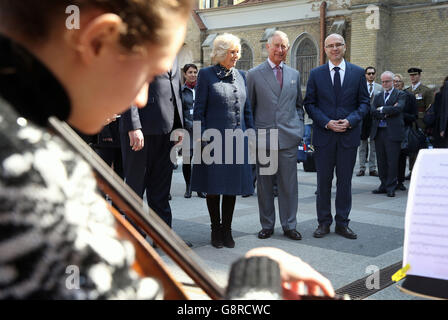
xmin=356 ymin=170 xmax=365 ymax=176
xmin=258 ymin=229 xmax=274 ymax=239
xmin=197 ymin=192 xmax=206 ymax=198
xmin=222 ymin=229 xmax=235 ymax=248
xmin=211 ymin=227 xmax=223 ymax=248
xmin=184 ymin=189 xmax=192 ymax=198
xmin=396 ymin=183 xmax=406 ymax=191
xmin=387 ymin=190 xmax=395 ymax=197
xmin=168 ymin=194 xmax=172 ymax=200
xmin=284 ymin=229 xmax=302 ymax=240
xmin=313 ymin=225 xmax=330 ymax=238
xmin=335 ymin=226 xmax=357 ymax=239
xmin=369 ymin=170 xmax=378 ymax=177
xmin=372 ymin=188 xmax=387 ymax=194
xmin=405 ymin=172 xmax=411 ymax=180
xmin=273 ymin=188 xmax=278 ymax=197
xmin=242 ymin=194 xmax=252 ymax=198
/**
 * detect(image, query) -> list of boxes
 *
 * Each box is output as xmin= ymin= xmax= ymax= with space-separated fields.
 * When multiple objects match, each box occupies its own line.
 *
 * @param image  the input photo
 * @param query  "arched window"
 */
xmin=293 ymin=37 xmax=318 ymax=89
xmin=236 ymin=42 xmax=253 ymax=71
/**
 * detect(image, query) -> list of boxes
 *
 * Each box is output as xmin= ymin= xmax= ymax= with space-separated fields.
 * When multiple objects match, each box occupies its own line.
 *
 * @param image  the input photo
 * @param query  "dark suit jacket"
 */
xmin=370 ymin=89 xmax=406 ymax=142
xmin=438 ymin=81 xmax=448 ymax=134
xmin=120 ymin=58 xmax=183 ymax=135
xmin=402 ymin=90 xmax=418 ymax=127
xmin=304 ymin=61 xmax=370 ymax=148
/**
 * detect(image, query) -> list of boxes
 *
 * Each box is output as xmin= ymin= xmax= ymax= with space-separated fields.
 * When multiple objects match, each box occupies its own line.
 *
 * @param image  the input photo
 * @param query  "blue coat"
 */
xmin=191 ymin=65 xmax=255 ymax=195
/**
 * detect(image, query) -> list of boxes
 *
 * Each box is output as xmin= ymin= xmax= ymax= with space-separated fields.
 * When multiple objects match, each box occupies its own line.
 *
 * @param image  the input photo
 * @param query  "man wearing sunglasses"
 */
xmin=357 ymin=67 xmax=382 ymax=177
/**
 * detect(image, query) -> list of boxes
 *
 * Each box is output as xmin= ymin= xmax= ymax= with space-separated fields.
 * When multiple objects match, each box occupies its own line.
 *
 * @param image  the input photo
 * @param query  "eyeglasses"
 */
xmin=325 ymin=43 xmax=345 ymax=49
xmin=366 ymin=72 xmax=376 ymax=76
xmin=381 ymin=80 xmax=393 ymax=83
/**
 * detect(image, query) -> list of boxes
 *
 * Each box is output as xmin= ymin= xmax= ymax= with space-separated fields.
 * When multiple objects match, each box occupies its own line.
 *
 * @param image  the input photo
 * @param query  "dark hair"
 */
xmin=183 ymin=63 xmax=198 ymax=73
xmin=365 ymin=66 xmax=376 ymax=74
xmin=0 ymin=0 xmax=192 ymax=50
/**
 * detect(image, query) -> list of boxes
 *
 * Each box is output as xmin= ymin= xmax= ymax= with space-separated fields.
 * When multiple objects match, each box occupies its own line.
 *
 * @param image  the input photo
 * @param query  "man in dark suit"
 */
xmin=304 ymin=33 xmax=370 ymax=240
xmin=120 ymin=57 xmax=183 ymax=229
xmin=370 ymin=71 xmax=406 ymax=198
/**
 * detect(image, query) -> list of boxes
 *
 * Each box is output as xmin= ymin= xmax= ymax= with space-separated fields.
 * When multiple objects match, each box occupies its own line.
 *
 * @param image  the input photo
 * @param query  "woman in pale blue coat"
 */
xmin=191 ymin=33 xmax=254 ymax=249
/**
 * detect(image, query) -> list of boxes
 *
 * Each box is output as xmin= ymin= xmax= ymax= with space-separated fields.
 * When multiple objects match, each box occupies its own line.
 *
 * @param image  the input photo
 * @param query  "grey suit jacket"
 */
xmin=246 ymin=61 xmax=305 ymax=150
xmin=369 ymin=82 xmax=383 ymax=102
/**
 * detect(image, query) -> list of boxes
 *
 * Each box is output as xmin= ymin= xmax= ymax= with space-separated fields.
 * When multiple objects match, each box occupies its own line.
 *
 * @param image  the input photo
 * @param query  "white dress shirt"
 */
xmin=267 ymin=58 xmax=284 ymax=78
xmin=378 ymin=88 xmax=394 ymax=112
xmin=324 ymin=60 xmax=346 ymax=130
xmin=367 ymin=81 xmax=375 ymax=97
xmin=384 ymin=87 xmax=394 ymax=103
xmin=328 ymin=59 xmax=346 ymax=86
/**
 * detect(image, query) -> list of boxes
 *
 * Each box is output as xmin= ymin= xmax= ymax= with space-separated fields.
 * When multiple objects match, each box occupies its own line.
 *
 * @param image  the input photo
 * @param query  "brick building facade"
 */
xmin=178 ymin=0 xmax=448 ymax=90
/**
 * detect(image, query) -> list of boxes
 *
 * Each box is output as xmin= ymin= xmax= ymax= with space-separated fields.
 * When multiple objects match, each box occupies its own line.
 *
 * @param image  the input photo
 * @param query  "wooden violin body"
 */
xmin=49 ymin=117 xmax=345 ymax=301
xmin=49 ymin=117 xmax=224 ymax=300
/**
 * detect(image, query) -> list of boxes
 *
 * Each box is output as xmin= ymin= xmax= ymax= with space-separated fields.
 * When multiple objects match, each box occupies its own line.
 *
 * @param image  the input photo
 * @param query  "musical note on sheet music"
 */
xmin=403 ymin=149 xmax=448 ymax=281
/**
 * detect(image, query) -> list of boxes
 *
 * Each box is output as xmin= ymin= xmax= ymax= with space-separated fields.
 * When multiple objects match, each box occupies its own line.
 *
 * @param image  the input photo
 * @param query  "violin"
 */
xmin=49 ymin=117 xmax=347 ymax=301
xmin=49 ymin=117 xmax=224 ymax=300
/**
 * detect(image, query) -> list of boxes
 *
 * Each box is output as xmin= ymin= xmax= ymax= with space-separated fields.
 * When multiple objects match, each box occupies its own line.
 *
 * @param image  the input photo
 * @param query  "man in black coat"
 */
xmin=393 ymin=74 xmax=417 ymax=191
xmin=120 ymin=58 xmax=183 ymax=229
xmin=371 ymin=71 xmax=406 ymax=197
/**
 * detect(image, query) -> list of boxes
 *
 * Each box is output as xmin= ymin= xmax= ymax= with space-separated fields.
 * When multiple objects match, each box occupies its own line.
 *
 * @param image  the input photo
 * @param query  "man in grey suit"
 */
xmin=357 ymin=66 xmax=382 ymax=177
xmin=247 ymin=30 xmax=305 ymax=241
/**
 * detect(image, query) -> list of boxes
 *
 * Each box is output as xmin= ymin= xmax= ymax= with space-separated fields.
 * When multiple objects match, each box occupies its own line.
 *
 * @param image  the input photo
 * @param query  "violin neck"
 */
xmin=48 ymin=117 xmax=225 ymax=300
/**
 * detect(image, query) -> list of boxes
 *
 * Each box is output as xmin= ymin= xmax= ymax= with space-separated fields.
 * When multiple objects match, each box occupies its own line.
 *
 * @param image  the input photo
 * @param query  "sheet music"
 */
xmin=403 ymin=149 xmax=448 ymax=281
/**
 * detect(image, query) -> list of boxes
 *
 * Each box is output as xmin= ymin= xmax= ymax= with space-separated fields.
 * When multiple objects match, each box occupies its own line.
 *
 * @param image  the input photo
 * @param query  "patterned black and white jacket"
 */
xmin=0 ymin=34 xmax=283 ymax=300
xmin=0 ymin=34 xmax=160 ymax=299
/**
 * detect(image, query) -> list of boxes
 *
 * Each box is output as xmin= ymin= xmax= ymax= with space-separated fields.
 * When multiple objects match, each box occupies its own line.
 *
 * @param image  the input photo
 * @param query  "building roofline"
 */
xmin=191 ymin=9 xmax=207 ymax=31
xmin=195 ymin=0 xmax=291 ymax=13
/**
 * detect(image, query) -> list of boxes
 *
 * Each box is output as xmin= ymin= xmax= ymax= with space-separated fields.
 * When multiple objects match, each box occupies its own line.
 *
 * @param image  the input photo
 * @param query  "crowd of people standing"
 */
xmin=97 ymin=29 xmax=447 ymax=249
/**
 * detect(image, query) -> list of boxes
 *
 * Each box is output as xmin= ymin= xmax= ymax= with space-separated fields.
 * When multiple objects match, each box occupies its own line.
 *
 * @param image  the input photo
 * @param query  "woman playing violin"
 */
xmin=0 ymin=0 xmax=334 ymax=300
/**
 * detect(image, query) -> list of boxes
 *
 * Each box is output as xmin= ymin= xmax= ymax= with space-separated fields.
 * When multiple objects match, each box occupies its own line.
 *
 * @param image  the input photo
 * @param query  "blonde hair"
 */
xmin=210 ymin=33 xmax=241 ymax=64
